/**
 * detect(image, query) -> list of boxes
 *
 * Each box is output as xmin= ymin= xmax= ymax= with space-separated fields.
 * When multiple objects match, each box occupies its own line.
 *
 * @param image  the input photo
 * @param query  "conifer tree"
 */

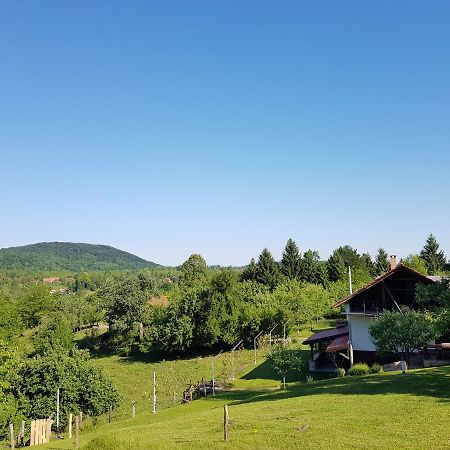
xmin=374 ymin=248 xmax=390 ymax=275
xmin=240 ymin=258 xmax=258 ymax=281
xmin=420 ymin=234 xmax=446 ymax=275
xmin=256 ymin=248 xmax=280 ymax=290
xmin=361 ymin=253 xmax=376 ymax=277
xmin=327 ymin=251 xmax=345 ymax=282
xmin=280 ymin=239 xmax=301 ymax=279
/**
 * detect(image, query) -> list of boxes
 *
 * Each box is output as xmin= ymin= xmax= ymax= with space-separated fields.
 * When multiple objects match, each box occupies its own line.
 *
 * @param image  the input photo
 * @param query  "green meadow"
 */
xmin=39 ymin=329 xmax=450 ymax=450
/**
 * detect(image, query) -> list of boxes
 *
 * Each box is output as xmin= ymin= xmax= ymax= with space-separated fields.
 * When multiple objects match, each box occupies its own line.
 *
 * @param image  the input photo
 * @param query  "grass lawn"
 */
xmin=42 ymin=365 xmax=450 ymax=450
xmin=35 ymin=324 xmax=450 ymax=449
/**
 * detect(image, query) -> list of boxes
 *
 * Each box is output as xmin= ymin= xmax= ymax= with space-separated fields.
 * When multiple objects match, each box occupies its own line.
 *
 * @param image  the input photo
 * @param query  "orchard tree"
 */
xmin=34 ymin=311 xmax=74 ymax=355
xmin=300 ymin=250 xmax=327 ymax=286
xmin=416 ymin=277 xmax=450 ymax=337
xmin=19 ymin=285 xmax=55 ymax=328
xmin=256 ymin=248 xmax=280 ymax=290
xmin=420 ymin=234 xmax=446 ymax=275
xmin=402 ymin=254 xmax=428 ymax=275
xmin=180 ymin=254 xmax=207 ymax=288
xmin=374 ymin=248 xmax=390 ymax=275
xmin=100 ymin=276 xmax=150 ymax=353
xmin=269 ymin=346 xmax=303 ymax=389
xmin=280 ymin=239 xmax=301 ymax=279
xmin=368 ymin=309 xmax=435 ymax=365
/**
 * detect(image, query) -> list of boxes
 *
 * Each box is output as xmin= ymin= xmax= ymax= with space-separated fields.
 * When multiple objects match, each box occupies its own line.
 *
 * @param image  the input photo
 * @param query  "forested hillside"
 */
xmin=0 ymin=242 xmax=159 ymax=271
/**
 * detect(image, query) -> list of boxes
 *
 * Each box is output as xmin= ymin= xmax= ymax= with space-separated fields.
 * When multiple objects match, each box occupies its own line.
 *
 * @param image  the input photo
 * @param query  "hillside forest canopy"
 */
xmin=0 ymin=234 xmax=449 ymax=439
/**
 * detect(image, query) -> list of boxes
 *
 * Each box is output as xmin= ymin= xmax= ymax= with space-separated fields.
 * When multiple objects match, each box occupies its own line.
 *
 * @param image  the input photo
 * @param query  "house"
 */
xmin=42 ymin=277 xmax=60 ymax=284
xmin=305 ymin=256 xmax=437 ymax=371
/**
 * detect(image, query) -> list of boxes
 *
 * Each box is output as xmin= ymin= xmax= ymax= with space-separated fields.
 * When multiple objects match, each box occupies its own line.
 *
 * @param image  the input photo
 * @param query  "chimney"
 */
xmin=390 ymin=255 xmax=397 ymax=271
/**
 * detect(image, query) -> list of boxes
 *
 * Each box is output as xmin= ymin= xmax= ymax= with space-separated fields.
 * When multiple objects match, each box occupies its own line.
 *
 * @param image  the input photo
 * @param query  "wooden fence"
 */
xmin=29 ymin=418 xmax=52 ymax=446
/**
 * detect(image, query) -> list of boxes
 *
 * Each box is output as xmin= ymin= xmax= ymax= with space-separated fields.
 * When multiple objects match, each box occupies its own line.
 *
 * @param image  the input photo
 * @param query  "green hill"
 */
xmin=42 ymin=354 xmax=450 ymax=449
xmin=0 ymin=242 xmax=159 ymax=271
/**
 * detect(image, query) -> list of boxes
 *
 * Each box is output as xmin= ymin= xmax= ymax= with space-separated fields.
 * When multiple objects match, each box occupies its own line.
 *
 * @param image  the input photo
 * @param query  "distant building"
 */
xmin=43 ymin=277 xmax=60 ymax=284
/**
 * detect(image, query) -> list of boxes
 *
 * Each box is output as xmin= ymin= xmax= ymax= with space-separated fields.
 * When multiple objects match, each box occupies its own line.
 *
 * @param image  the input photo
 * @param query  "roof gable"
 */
xmin=334 ymin=263 xmax=435 ymax=308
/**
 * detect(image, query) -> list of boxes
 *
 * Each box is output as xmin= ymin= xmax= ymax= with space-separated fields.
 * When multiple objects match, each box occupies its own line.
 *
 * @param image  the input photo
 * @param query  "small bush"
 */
xmin=347 ymin=363 xmax=370 ymax=376
xmin=369 ymin=363 xmax=383 ymax=374
xmin=334 ymin=368 xmax=346 ymax=377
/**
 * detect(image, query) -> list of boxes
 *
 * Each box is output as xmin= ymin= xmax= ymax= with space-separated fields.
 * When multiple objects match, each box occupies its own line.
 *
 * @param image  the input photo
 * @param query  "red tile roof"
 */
xmin=333 ymin=263 xmax=435 ymax=308
xmin=303 ymin=327 xmax=348 ymax=345
xmin=326 ymin=335 xmax=349 ymax=352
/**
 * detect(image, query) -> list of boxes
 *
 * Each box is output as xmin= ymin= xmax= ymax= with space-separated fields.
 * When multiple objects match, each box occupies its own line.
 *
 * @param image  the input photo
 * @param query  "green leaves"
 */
xmin=269 ymin=346 xmax=303 ymax=377
xmin=368 ymin=309 xmax=435 ymax=363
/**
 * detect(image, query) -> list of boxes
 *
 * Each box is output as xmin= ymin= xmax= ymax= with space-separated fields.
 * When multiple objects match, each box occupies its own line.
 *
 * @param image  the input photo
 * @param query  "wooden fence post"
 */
xmin=41 ymin=419 xmax=45 ymax=444
xmin=30 ymin=420 xmax=35 ymax=446
xmin=75 ymin=415 xmax=79 ymax=449
xmin=9 ymin=423 xmax=15 ymax=450
xmin=18 ymin=420 xmax=25 ymax=446
xmin=109 ymin=405 xmax=112 ymax=423
xmin=79 ymin=411 xmax=83 ymax=429
xmin=224 ymin=405 xmax=229 ymax=442
xmin=46 ymin=418 xmax=52 ymax=443
xmin=132 ymin=401 xmax=136 ymax=418
xmin=69 ymin=413 xmax=73 ymax=438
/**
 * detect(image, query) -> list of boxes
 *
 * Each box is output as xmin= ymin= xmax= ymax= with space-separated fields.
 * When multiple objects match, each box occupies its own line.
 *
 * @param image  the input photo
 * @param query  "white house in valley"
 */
xmin=304 ymin=257 xmax=439 ymax=371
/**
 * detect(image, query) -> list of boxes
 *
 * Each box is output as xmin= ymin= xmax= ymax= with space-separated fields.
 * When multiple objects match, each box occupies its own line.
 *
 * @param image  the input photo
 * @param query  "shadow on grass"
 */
xmin=220 ymin=366 xmax=450 ymax=406
xmin=242 ymin=349 xmax=331 ymax=383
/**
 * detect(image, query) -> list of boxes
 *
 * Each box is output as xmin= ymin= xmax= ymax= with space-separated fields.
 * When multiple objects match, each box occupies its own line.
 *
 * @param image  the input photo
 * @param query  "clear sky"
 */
xmin=1 ymin=1 xmax=449 ymax=266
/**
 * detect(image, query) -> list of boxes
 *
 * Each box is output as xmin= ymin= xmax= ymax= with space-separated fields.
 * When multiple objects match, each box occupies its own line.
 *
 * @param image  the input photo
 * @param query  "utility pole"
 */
xmin=212 ymin=350 xmax=223 ymax=396
xmin=348 ymin=266 xmax=353 ymax=295
xmin=152 ymin=372 xmax=156 ymax=414
xmin=283 ymin=319 xmax=291 ymax=345
xmin=347 ymin=265 xmax=354 ymax=367
xmin=231 ymin=340 xmax=243 ymax=380
xmin=269 ymin=324 xmax=278 ymax=347
xmin=253 ymin=331 xmax=263 ymax=365
xmin=56 ymin=381 xmax=64 ymax=437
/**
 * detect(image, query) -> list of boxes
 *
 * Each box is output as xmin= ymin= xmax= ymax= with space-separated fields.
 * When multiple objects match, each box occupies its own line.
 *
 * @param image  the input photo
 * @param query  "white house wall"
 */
xmin=350 ymin=315 xmax=376 ymax=351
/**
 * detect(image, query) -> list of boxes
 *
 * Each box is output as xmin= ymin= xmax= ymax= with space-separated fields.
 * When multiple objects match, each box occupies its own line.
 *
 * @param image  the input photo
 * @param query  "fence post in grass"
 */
xmin=202 ymin=377 xmax=207 ymax=396
xmin=69 ymin=414 xmax=73 ymax=439
xmin=231 ymin=340 xmax=243 ymax=380
xmin=253 ymin=331 xmax=263 ymax=365
xmin=9 ymin=423 xmax=14 ymax=450
xmin=18 ymin=420 xmax=25 ymax=446
xmin=75 ymin=415 xmax=79 ymax=449
xmin=109 ymin=405 xmax=112 ymax=423
xmin=152 ymin=372 xmax=156 ymax=414
xmin=132 ymin=401 xmax=136 ymax=418
xmin=223 ymin=405 xmax=229 ymax=442
xmin=79 ymin=411 xmax=82 ymax=429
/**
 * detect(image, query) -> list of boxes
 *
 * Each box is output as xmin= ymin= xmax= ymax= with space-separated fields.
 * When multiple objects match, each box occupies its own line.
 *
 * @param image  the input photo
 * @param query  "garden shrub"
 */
xmin=369 ymin=363 xmax=383 ymax=374
xmin=347 ymin=363 xmax=369 ymax=376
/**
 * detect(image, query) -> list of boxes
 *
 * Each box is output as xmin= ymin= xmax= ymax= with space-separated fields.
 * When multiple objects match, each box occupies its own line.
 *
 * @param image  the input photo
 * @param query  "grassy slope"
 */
xmin=43 ymin=328 xmax=450 ymax=449
xmin=44 ymin=366 xmax=450 ymax=450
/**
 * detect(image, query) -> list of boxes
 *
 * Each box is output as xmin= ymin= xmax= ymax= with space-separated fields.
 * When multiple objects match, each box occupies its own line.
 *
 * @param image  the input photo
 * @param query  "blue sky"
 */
xmin=1 ymin=1 xmax=449 ymax=266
